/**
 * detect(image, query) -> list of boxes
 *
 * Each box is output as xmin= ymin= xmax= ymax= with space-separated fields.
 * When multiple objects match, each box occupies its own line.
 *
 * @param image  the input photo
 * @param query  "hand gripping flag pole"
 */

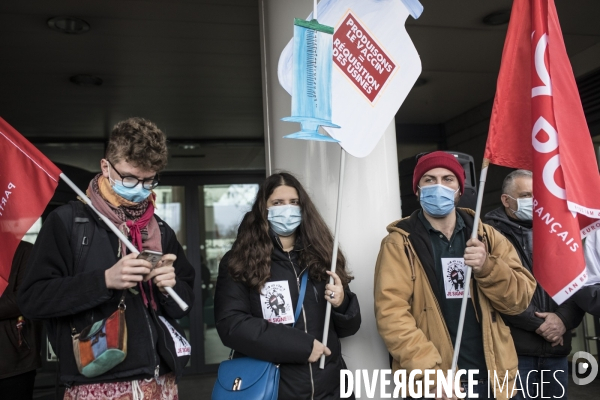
xmin=0 ymin=117 xmax=187 ymax=310
xmin=279 ymin=0 xmax=425 ymax=370
xmin=453 ymin=0 xmax=600 ymax=376
xmin=450 ymin=159 xmax=489 ymax=377
xmin=303 ymin=2 xmax=351 ymax=369
xmin=279 ymin=0 xmax=345 ymax=368
xmin=59 ymin=173 xmax=189 ymax=311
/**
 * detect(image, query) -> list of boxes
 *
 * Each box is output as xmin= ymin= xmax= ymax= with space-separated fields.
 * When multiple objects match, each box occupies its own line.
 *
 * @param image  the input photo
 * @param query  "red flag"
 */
xmin=0 ymin=118 xmax=61 ymax=296
xmin=484 ymin=0 xmax=600 ymax=304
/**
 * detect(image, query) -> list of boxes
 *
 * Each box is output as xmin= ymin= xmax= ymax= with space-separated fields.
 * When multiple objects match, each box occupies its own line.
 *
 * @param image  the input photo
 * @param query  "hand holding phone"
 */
xmin=143 ymin=253 xmax=177 ymax=289
xmin=137 ymin=250 xmax=163 ymax=269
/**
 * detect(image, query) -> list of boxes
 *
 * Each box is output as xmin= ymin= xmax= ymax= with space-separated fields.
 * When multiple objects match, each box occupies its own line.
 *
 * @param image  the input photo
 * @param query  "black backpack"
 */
xmin=61 ymin=200 xmax=167 ymax=273
xmin=55 ymin=201 xmax=190 ymax=380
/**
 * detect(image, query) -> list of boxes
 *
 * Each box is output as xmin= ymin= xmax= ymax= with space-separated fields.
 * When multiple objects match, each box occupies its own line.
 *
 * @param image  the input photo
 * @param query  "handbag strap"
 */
xmin=228 ymin=272 xmax=309 ymax=360
xmin=70 ymin=291 xmax=126 ymax=335
xmin=293 ymin=271 xmax=308 ymax=327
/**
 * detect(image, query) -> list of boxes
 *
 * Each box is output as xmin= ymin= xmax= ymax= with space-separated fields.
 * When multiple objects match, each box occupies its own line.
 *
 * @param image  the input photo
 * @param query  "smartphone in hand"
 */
xmin=137 ymin=250 xmax=163 ymax=269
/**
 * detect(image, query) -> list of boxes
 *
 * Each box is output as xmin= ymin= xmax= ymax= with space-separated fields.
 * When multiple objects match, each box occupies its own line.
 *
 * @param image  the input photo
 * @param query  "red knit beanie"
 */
xmin=413 ymin=151 xmax=465 ymax=194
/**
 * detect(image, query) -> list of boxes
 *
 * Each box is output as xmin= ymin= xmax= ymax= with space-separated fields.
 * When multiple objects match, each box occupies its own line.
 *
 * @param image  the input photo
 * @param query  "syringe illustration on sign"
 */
xmin=279 ymin=0 xmax=424 ymax=157
xmin=282 ymin=19 xmax=340 ymax=142
xmin=278 ymin=0 xmax=424 ymax=371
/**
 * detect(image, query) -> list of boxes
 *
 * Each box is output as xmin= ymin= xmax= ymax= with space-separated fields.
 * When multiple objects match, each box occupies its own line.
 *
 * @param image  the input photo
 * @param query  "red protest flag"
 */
xmin=0 ymin=118 xmax=61 ymax=296
xmin=484 ymin=0 xmax=600 ymax=304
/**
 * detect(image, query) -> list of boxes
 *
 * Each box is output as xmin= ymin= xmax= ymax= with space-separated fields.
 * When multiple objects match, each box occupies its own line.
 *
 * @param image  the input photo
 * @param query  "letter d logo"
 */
xmin=572 ymin=351 xmax=598 ymax=385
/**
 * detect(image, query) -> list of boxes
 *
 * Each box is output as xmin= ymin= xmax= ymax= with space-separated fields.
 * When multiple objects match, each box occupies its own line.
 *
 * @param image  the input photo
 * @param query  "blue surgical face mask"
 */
xmin=419 ymin=184 xmax=459 ymax=217
xmin=108 ymin=165 xmax=151 ymax=203
xmin=267 ymin=205 xmax=302 ymax=237
xmin=508 ymin=195 xmax=533 ymax=221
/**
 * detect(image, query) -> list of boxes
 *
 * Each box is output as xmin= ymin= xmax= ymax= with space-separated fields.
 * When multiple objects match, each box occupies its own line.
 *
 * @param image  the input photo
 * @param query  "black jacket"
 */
xmin=572 ymin=284 xmax=600 ymax=316
xmin=18 ymin=202 xmax=195 ymax=386
xmin=484 ymin=207 xmax=584 ymax=357
xmin=214 ymin=232 xmax=361 ymax=400
xmin=0 ymin=241 xmax=42 ymax=379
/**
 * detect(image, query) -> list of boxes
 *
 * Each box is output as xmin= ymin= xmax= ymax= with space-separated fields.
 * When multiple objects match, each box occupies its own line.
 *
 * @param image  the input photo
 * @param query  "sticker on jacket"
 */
xmin=260 ymin=280 xmax=295 ymax=324
xmin=442 ymin=258 xmax=470 ymax=299
xmin=159 ymin=316 xmax=191 ymax=357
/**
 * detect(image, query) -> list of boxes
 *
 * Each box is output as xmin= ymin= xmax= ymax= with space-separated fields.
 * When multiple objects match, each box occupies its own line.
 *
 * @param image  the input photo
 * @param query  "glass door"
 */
xmin=153 ymin=185 xmax=192 ymax=368
xmin=156 ymin=173 xmax=262 ymax=373
xmin=200 ymin=184 xmax=259 ymax=365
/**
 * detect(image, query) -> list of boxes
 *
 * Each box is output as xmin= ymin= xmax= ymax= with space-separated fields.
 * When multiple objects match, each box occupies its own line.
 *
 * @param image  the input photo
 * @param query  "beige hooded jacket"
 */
xmin=374 ymin=208 xmax=536 ymax=400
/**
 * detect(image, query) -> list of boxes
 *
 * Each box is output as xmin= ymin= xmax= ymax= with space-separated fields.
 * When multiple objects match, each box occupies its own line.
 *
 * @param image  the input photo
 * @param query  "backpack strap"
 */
xmin=155 ymin=217 xmax=168 ymax=250
xmin=66 ymin=203 xmax=168 ymax=274
xmin=68 ymin=201 xmax=96 ymax=274
xmin=229 ymin=271 xmax=309 ymax=360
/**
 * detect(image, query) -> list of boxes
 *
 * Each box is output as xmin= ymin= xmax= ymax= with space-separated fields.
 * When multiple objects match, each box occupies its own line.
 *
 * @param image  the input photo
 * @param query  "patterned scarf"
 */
xmin=86 ymin=174 xmax=162 ymax=309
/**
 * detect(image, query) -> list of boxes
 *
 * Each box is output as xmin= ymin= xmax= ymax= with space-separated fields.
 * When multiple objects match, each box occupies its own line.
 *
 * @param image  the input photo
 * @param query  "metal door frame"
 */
xmin=158 ymin=171 xmax=264 ymax=374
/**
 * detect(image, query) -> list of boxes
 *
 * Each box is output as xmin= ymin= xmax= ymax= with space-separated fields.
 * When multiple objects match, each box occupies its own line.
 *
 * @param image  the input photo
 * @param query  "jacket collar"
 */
xmin=485 ymin=207 xmax=532 ymax=231
xmin=391 ymin=207 xmax=481 ymax=238
xmin=389 ymin=207 xmax=482 ymax=306
xmin=268 ymin=228 xmax=307 ymax=253
xmin=396 ymin=209 xmax=442 ymax=303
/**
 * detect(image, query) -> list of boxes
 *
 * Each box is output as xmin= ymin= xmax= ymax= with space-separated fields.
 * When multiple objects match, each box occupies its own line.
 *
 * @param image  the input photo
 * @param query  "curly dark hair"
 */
xmin=105 ymin=117 xmax=168 ymax=172
xmin=228 ymin=172 xmax=353 ymax=291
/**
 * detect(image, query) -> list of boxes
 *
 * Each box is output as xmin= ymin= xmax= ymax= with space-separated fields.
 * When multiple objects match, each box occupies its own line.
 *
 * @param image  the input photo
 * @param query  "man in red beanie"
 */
xmin=374 ymin=151 xmax=535 ymax=400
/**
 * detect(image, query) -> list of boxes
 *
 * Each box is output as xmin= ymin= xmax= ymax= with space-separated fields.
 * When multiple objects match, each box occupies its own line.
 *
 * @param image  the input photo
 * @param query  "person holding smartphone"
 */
xmin=19 ymin=118 xmax=195 ymax=400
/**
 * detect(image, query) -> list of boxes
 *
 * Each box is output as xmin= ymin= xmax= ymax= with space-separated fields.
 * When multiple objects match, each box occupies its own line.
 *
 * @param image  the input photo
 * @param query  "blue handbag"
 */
xmin=212 ymin=272 xmax=309 ymax=400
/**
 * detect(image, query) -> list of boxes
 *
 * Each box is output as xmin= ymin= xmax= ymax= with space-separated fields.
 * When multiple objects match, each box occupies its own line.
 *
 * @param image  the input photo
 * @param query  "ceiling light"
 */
xmin=178 ymin=144 xmax=198 ymax=150
xmin=47 ymin=16 xmax=90 ymax=34
xmin=482 ymin=10 xmax=511 ymax=26
xmin=69 ymin=75 xmax=103 ymax=86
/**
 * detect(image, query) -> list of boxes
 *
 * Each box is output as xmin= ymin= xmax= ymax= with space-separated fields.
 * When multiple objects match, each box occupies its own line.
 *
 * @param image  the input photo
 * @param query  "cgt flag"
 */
xmin=0 ymin=118 xmax=61 ymax=296
xmin=484 ymin=0 xmax=600 ymax=304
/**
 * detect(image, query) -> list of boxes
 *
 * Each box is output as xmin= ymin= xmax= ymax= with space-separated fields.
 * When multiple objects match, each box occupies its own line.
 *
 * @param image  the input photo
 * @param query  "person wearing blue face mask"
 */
xmin=374 ymin=151 xmax=535 ymax=400
xmin=214 ymin=172 xmax=361 ymax=399
xmin=19 ymin=117 xmax=195 ymax=399
xmin=484 ymin=170 xmax=584 ymax=400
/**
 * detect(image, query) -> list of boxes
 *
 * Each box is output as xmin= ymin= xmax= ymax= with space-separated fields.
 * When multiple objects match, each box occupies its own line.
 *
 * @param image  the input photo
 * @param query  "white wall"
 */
xmin=260 ymin=1 xmax=401 ymax=397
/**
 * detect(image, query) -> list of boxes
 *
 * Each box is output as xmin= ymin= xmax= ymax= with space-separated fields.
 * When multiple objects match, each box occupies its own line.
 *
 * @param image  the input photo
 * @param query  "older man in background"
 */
xmin=485 ymin=169 xmax=584 ymax=400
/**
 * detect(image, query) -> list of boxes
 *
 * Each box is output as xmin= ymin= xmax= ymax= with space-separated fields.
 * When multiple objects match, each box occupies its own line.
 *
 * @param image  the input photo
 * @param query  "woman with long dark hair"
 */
xmin=215 ymin=172 xmax=361 ymax=399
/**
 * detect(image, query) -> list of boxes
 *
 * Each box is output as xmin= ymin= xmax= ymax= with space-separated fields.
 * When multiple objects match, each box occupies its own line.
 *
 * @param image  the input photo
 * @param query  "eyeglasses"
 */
xmin=107 ymin=160 xmax=159 ymax=190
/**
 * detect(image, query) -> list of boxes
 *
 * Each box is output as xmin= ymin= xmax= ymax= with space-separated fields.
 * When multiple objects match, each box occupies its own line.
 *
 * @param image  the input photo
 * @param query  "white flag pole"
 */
xmin=450 ymin=159 xmax=489 ymax=377
xmin=59 ymin=173 xmax=189 ymax=311
xmin=319 ymin=147 xmax=346 ymax=369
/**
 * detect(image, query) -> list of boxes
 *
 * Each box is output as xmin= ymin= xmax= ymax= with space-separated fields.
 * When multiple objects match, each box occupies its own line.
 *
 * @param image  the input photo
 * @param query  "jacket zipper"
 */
xmin=513 ymin=225 xmax=550 ymax=351
xmin=151 ymin=308 xmax=179 ymax=377
xmin=405 ymin=242 xmax=454 ymax=350
xmin=276 ymin=236 xmax=315 ymax=399
xmin=141 ymin=299 xmax=160 ymax=379
xmin=285 ymin=249 xmax=314 ymax=400
xmin=524 ymin=222 xmax=547 ymax=313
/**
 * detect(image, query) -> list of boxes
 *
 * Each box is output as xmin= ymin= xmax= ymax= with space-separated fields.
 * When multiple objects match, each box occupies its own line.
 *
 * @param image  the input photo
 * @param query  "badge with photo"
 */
xmin=442 ymin=258 xmax=470 ymax=299
xmin=260 ymin=280 xmax=295 ymax=324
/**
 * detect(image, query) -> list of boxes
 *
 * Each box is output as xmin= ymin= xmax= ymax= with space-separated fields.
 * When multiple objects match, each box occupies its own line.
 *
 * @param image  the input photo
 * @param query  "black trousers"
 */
xmin=0 ymin=369 xmax=37 ymax=400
